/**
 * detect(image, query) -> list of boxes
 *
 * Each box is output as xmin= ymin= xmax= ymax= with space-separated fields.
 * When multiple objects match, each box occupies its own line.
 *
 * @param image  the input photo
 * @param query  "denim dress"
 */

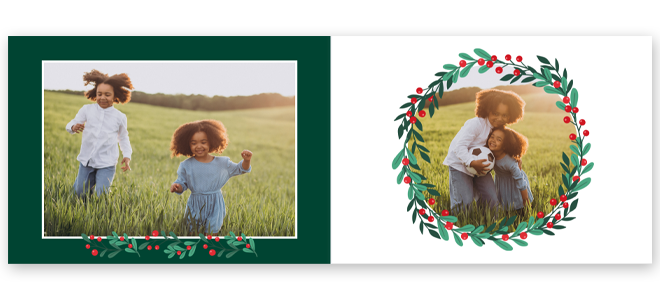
xmin=174 ymin=156 xmax=251 ymax=233
xmin=493 ymin=155 xmax=534 ymax=210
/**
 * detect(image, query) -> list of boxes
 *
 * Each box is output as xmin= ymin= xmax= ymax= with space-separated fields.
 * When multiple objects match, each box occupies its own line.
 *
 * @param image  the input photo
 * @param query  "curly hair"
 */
xmin=486 ymin=126 xmax=529 ymax=160
xmin=170 ymin=120 xmax=229 ymax=157
xmin=83 ymin=69 xmax=134 ymax=104
xmin=474 ymin=89 xmax=526 ymax=125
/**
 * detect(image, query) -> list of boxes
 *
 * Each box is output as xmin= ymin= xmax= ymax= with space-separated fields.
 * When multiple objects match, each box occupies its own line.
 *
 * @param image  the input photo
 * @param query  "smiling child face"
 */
xmin=488 ymin=129 xmax=505 ymax=152
xmin=190 ymin=131 xmax=210 ymax=157
xmin=96 ymin=83 xmax=115 ymax=109
xmin=488 ymin=103 xmax=509 ymax=128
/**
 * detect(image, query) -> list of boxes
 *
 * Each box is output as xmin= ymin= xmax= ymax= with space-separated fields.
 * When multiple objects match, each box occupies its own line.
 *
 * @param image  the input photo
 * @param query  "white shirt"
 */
xmin=443 ymin=117 xmax=493 ymax=177
xmin=66 ymin=103 xmax=132 ymax=168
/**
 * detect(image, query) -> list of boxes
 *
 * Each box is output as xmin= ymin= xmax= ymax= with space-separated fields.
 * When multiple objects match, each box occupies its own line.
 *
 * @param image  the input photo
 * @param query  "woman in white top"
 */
xmin=442 ymin=89 xmax=526 ymax=211
xmin=66 ymin=70 xmax=134 ymax=198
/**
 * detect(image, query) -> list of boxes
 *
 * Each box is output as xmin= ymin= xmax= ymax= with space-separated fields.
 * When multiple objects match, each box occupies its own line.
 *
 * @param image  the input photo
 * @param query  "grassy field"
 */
xmin=44 ymin=91 xmax=295 ymax=237
xmin=411 ymin=100 xmax=574 ymax=230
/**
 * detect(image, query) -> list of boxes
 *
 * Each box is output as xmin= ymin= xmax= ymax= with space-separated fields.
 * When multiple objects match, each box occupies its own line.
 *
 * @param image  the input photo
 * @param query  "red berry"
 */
xmin=563 ymin=96 xmax=570 ymax=104
xmin=429 ymin=96 xmax=433 ymax=102
xmin=516 ymin=56 xmax=522 ymax=62
xmin=152 ymin=230 xmax=159 ymax=236
xmin=520 ymin=232 xmax=528 ymax=240
xmin=203 ymin=244 xmax=208 ymax=249
xmin=403 ymin=176 xmax=411 ymax=184
xmin=502 ymin=234 xmax=509 ymax=241
xmin=187 ymin=245 xmax=191 ymax=250
xmin=563 ymin=116 xmax=571 ymax=123
xmin=486 ymin=61 xmax=494 ymax=68
xmin=445 ymin=222 xmax=453 ymax=230
xmin=564 ymin=105 xmax=572 ymax=113
xmin=402 ymin=158 xmax=409 ymax=166
xmin=495 ymin=67 xmax=503 ymax=74
xmin=406 ymin=111 xmax=412 ymax=117
xmin=209 ymin=249 xmax=216 ymax=256
xmin=459 ymin=60 xmax=467 ymax=67
xmin=97 ymin=237 xmax=101 ymax=242
xmin=513 ymin=69 xmax=521 ymax=76
xmin=441 ymin=210 xmax=449 ymax=216
xmin=505 ymin=54 xmax=512 ymax=61
xmin=215 ymin=237 xmax=220 ymax=242
xmin=207 ymin=235 xmax=212 ymax=240
xmin=553 ymin=81 xmax=561 ymax=88
xmin=155 ymin=245 xmax=160 ymax=250
xmin=246 ymin=244 xmax=251 ymax=249
xmin=579 ymin=119 xmax=586 ymax=126
xmin=555 ymin=213 xmax=561 ymax=220
xmin=428 ymin=216 xmax=434 ymax=222
xmin=572 ymin=107 xmax=579 ymax=113
xmin=581 ymin=159 xmax=587 ymax=166
xmin=537 ymin=212 xmax=545 ymax=218
xmin=92 ymin=249 xmax=98 ymax=256
xmin=147 ymin=245 xmax=152 ymax=250
xmin=563 ymin=202 xmax=569 ymax=209
xmin=411 ymin=98 xmax=417 ymax=104
xmin=583 ymin=130 xmax=590 ymax=136
xmin=560 ymin=195 xmax=567 ymax=202
xmin=90 ymin=235 xmax=94 ymax=240
xmin=128 ymin=244 xmax=133 ymax=249
xmin=119 ymin=236 xmax=124 ymax=241
xmin=419 ymin=208 xmax=426 ymax=215
xmin=491 ymin=55 xmax=497 ymax=61
xmin=410 ymin=116 xmax=417 ymax=124
xmin=550 ymin=199 xmax=557 ymax=206
xmin=478 ymin=58 xmax=485 ymax=66
xmin=569 ymin=134 xmax=577 ymax=140
xmin=237 ymin=237 xmax=243 ymax=242
xmin=85 ymin=244 xmax=90 ymax=249
xmin=145 ymin=235 xmax=150 ymax=241
xmin=428 ymin=198 xmax=436 ymax=205
xmin=547 ymin=222 xmax=554 ymax=229
xmin=419 ymin=110 xmax=426 ymax=118
xmin=416 ymin=87 xmax=423 ymax=94
xmin=461 ymin=233 xmax=468 ymax=240
xmin=177 ymin=251 xmax=181 ymax=255
xmin=573 ymin=176 xmax=580 ymax=182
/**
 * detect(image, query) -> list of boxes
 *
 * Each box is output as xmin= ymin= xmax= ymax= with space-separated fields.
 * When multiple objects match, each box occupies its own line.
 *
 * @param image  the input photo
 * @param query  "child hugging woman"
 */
xmin=486 ymin=126 xmax=534 ymax=213
xmin=169 ymin=119 xmax=253 ymax=234
xmin=66 ymin=70 xmax=133 ymax=198
xmin=443 ymin=89 xmax=525 ymax=211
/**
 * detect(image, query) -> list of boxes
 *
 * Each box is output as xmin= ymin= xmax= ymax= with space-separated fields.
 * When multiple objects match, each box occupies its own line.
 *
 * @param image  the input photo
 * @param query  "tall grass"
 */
xmin=412 ymin=101 xmax=574 ymax=231
xmin=44 ymin=91 xmax=295 ymax=237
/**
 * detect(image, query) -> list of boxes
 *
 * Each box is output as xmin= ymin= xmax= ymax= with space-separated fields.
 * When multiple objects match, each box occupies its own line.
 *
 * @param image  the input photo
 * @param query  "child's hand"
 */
xmin=241 ymin=150 xmax=253 ymax=161
xmin=170 ymin=183 xmax=183 ymax=193
xmin=121 ymin=158 xmax=131 ymax=172
xmin=470 ymin=159 xmax=489 ymax=175
xmin=72 ymin=123 xmax=85 ymax=133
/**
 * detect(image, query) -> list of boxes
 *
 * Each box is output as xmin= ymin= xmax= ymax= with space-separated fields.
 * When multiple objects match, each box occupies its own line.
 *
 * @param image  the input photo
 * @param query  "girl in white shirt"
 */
xmin=442 ymin=89 xmax=526 ymax=211
xmin=66 ymin=70 xmax=134 ymax=198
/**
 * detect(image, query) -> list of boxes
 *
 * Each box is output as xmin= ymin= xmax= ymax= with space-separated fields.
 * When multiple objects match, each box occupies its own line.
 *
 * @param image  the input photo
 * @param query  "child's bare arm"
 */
xmin=241 ymin=150 xmax=252 ymax=170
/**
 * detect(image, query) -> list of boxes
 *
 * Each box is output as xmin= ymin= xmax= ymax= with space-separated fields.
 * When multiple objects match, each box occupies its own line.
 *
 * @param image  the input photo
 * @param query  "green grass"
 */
xmin=44 ymin=91 xmax=295 ymax=237
xmin=409 ymin=101 xmax=574 ymax=230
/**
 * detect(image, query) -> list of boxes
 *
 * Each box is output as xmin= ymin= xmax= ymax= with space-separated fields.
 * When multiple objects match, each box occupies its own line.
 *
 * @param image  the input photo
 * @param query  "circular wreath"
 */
xmin=392 ymin=49 xmax=594 ymax=251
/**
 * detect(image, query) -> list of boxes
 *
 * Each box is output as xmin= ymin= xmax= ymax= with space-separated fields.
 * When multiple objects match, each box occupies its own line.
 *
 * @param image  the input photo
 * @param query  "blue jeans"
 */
xmin=73 ymin=162 xmax=116 ymax=197
xmin=448 ymin=166 xmax=499 ymax=210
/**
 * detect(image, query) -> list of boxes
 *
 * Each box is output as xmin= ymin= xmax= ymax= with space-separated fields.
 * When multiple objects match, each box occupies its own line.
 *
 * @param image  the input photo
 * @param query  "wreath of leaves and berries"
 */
xmin=392 ymin=48 xmax=594 ymax=251
xmin=82 ymin=230 xmax=257 ymax=259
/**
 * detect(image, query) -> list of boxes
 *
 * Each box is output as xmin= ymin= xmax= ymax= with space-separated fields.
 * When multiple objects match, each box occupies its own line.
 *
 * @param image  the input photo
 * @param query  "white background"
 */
xmin=2 ymin=0 xmax=659 ymax=299
xmin=332 ymin=36 xmax=652 ymax=263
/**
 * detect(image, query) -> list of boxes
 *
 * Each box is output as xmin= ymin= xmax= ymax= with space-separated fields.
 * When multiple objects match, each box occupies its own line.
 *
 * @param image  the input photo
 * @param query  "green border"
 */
xmin=9 ymin=36 xmax=331 ymax=263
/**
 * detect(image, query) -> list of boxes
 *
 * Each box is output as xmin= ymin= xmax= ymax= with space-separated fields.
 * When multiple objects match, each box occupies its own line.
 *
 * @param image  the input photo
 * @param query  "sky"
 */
xmin=43 ymin=61 xmax=296 ymax=97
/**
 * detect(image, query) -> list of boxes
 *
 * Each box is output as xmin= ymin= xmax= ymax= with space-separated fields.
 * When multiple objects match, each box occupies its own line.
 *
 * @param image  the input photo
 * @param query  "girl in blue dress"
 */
xmin=169 ymin=119 xmax=252 ymax=234
xmin=485 ymin=126 xmax=533 ymax=212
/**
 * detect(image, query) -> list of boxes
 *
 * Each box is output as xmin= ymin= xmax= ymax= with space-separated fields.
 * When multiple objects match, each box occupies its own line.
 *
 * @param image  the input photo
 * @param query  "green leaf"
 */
xmin=439 ymin=216 xmax=457 ymax=223
xmin=533 ymin=73 xmax=547 ymax=81
xmin=180 ymin=251 xmax=187 ymax=259
xmin=82 ymin=234 xmax=91 ymax=243
xmin=407 ymin=185 xmax=414 ymax=200
xmin=413 ymin=183 xmax=427 ymax=191
xmin=405 ymin=147 xmax=417 ymax=165
xmin=513 ymin=222 xmax=527 ymax=237
xmin=510 ymin=75 xmax=521 ymax=84
xmin=474 ymin=48 xmax=491 ymax=59
xmin=396 ymin=168 xmax=405 ymax=184
xmin=582 ymin=162 xmax=594 ymax=174
xmin=100 ymin=250 xmax=107 ymax=257
xmin=537 ymin=55 xmax=551 ymax=64
xmin=243 ymin=248 xmax=254 ymax=254
xmin=561 ymin=76 xmax=567 ymax=91
xmin=500 ymin=74 xmax=514 ymax=81
xmin=554 ymin=101 xmax=565 ymax=111
xmin=560 ymin=162 xmax=569 ymax=173
xmin=249 ymin=238 xmax=256 ymax=252
xmin=412 ymin=209 xmax=417 ymax=224
xmin=459 ymin=53 xmax=475 ymax=60
xmin=553 ymin=225 xmax=566 ymax=230
xmin=567 ymin=79 xmax=573 ymax=94
xmin=533 ymin=218 xmax=545 ymax=229
xmin=400 ymin=102 xmax=413 ymax=109
xmin=570 ymin=88 xmax=579 ymax=107
xmin=434 ymin=72 xmax=447 ymax=77
xmin=511 ymin=239 xmax=528 ymax=247
xmin=471 ymin=236 xmax=484 ymax=247
xmin=460 ymin=62 xmax=475 ymax=78
xmin=184 ymin=241 xmax=195 ymax=246
xmin=494 ymin=240 xmax=513 ymax=251
xmin=446 ymin=78 xmax=453 ymax=90
xmin=544 ymin=86 xmax=563 ymax=95
xmin=453 ymin=231 xmax=464 ymax=247
xmin=582 ymin=143 xmax=591 ymax=156
xmin=444 ymin=64 xmax=458 ymax=70
xmin=570 ymin=199 xmax=579 ymax=213
xmin=485 ymin=223 xmax=496 ymax=233
xmin=406 ymin=200 xmax=414 ymax=212
xmin=189 ymin=245 xmax=196 ymax=256
xmin=571 ymin=154 xmax=579 ymax=167
xmin=478 ymin=65 xmax=489 ymax=74
xmin=559 ymin=185 xmax=565 ymax=198
xmin=109 ymin=251 xmax=120 ymax=259
xmin=138 ymin=242 xmax=149 ymax=250
xmin=563 ymin=217 xmax=576 ymax=221
xmin=125 ymin=248 xmax=136 ymax=253
xmin=428 ymin=229 xmax=441 ymax=239
xmin=428 ymin=189 xmax=440 ymax=196
xmin=529 ymin=229 xmax=543 ymax=236
xmin=542 ymin=230 xmax=555 ymax=236
xmin=419 ymin=221 xmax=424 ymax=234
xmin=112 ymin=231 xmax=119 ymax=238
xmin=438 ymin=220 xmax=449 ymax=241
xmin=453 ymin=71 xmax=458 ymax=84
xmin=456 ymin=225 xmax=475 ymax=233
xmin=115 ymin=241 xmax=127 ymax=246
xmin=397 ymin=125 xmax=404 ymax=139
xmin=407 ymin=169 xmax=422 ymax=183
xmin=505 ymin=216 xmax=517 ymax=226
xmin=555 ymin=58 xmax=560 ymax=73
xmin=414 ymin=188 xmax=425 ymax=200
xmin=476 ymin=233 xmax=490 ymax=239
xmin=442 ymin=71 xmax=453 ymax=81
xmin=412 ymin=130 xmax=424 ymax=142
xmin=414 ymin=119 xmax=423 ymax=131
xmin=534 ymin=81 xmax=550 ymax=87
xmin=527 ymin=217 xmax=535 ymax=230
xmin=521 ymin=76 xmax=536 ymax=83
xmin=570 ymin=145 xmax=580 ymax=156
xmin=217 ymin=249 xmax=225 ymax=257
xmin=394 ymin=113 xmax=406 ymax=121
xmin=472 ymin=225 xmax=484 ymax=234
xmin=573 ymin=178 xmax=591 ymax=192
xmin=131 ymin=238 xmax=138 ymax=250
